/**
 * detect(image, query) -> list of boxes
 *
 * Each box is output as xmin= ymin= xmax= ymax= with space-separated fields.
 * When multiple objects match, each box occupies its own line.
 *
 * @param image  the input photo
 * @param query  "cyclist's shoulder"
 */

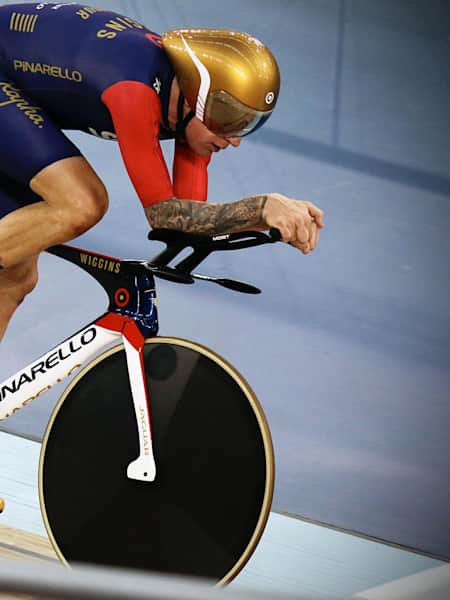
xmin=0 ymin=3 xmax=170 ymax=81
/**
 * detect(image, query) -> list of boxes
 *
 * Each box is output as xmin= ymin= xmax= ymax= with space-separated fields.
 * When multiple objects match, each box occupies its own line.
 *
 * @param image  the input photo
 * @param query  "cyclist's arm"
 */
xmin=145 ymin=196 xmax=268 ymax=235
xmin=102 ymin=82 xmax=212 ymax=206
xmin=145 ymin=194 xmax=325 ymax=254
xmin=101 ymin=81 xmax=174 ymax=205
xmin=101 ymin=82 xmax=324 ymax=253
xmin=173 ymin=141 xmax=211 ymax=201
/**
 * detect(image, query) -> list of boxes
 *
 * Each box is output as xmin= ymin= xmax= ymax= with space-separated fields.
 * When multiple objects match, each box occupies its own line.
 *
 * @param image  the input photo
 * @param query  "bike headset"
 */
xmin=161 ymin=28 xmax=281 ymax=140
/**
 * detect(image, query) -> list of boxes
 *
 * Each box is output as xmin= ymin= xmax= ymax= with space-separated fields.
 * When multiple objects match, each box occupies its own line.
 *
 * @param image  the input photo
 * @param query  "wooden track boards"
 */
xmin=0 ymin=523 xmax=57 ymax=562
xmin=0 ymin=524 xmax=57 ymax=599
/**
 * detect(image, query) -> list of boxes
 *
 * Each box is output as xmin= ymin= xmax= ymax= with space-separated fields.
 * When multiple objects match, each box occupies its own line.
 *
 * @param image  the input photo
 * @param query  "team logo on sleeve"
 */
xmin=153 ymin=77 xmax=162 ymax=95
xmin=87 ymin=127 xmax=117 ymax=140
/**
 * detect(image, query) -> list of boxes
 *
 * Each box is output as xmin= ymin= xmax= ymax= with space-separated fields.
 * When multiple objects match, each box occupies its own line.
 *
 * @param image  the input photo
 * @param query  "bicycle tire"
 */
xmin=39 ymin=337 xmax=274 ymax=584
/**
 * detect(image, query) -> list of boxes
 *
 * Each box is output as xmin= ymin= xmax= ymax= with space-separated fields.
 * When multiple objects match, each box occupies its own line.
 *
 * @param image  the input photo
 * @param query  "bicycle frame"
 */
xmin=0 ymin=244 xmax=160 ymax=481
xmin=0 ymin=229 xmax=280 ymax=481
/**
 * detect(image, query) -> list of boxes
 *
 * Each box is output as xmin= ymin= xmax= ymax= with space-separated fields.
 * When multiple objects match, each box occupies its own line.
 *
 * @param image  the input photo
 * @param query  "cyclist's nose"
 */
xmin=226 ymin=137 xmax=241 ymax=148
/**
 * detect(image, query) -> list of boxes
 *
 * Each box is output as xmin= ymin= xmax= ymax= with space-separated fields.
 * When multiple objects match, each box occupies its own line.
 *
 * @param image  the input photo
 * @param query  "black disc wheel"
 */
xmin=39 ymin=337 xmax=274 ymax=584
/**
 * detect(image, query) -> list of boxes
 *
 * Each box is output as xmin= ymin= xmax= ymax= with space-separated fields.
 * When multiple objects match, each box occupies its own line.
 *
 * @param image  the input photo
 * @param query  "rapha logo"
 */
xmin=0 ymin=81 xmax=45 ymax=128
xmin=0 ymin=327 xmax=97 ymax=403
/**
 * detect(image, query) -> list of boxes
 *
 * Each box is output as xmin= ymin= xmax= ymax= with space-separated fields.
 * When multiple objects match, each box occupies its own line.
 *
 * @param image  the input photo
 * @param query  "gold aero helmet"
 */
xmin=162 ymin=28 xmax=280 ymax=137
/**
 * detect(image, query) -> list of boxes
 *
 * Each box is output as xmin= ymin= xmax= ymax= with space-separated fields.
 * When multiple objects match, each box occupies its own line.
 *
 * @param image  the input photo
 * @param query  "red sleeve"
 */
xmin=172 ymin=140 xmax=211 ymax=202
xmin=101 ymin=81 xmax=173 ymax=207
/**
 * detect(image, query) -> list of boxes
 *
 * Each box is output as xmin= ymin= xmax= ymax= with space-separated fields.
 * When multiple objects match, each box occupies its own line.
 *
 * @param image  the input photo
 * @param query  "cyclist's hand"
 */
xmin=262 ymin=193 xmax=324 ymax=254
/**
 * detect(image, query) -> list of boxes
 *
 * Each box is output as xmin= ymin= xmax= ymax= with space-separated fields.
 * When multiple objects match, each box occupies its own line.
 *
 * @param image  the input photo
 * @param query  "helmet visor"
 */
xmin=204 ymin=90 xmax=273 ymax=137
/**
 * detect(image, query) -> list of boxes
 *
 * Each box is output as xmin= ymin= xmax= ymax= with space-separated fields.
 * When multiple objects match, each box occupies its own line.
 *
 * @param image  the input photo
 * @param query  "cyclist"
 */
xmin=0 ymin=3 xmax=324 ymax=341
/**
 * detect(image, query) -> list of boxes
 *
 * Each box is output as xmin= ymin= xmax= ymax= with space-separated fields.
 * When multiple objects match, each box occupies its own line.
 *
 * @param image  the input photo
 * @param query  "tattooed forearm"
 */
xmin=145 ymin=195 xmax=268 ymax=235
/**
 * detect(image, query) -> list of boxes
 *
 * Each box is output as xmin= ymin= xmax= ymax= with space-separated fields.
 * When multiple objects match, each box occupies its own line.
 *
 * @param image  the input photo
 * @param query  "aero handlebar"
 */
xmin=145 ymin=228 xmax=282 ymax=293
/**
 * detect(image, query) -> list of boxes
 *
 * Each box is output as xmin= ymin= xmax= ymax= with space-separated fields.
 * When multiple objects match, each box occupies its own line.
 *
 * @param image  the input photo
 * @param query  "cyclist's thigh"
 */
xmin=0 ymin=72 xmax=81 ymax=216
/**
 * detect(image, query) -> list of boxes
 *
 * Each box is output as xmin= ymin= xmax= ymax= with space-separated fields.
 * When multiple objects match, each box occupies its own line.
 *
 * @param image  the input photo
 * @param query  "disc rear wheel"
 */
xmin=39 ymin=337 xmax=274 ymax=584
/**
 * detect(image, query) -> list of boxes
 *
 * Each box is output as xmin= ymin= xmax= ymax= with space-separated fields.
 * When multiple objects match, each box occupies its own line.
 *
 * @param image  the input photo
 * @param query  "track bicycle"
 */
xmin=0 ymin=227 xmax=281 ymax=584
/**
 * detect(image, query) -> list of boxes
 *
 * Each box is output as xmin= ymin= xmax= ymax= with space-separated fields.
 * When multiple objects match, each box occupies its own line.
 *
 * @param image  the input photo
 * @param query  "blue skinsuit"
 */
xmin=0 ymin=3 xmax=209 ymax=219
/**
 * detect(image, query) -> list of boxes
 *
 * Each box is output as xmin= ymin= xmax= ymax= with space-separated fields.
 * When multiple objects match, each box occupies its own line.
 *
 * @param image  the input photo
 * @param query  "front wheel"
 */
xmin=39 ymin=337 xmax=274 ymax=584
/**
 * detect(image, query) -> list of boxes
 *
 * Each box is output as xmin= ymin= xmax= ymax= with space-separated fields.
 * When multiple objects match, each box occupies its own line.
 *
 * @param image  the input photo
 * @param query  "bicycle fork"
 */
xmin=96 ymin=314 xmax=156 ymax=482
xmin=122 ymin=324 xmax=156 ymax=482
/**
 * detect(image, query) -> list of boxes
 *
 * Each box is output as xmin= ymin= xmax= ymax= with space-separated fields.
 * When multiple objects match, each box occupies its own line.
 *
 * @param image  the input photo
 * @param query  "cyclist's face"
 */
xmin=185 ymin=117 xmax=242 ymax=157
